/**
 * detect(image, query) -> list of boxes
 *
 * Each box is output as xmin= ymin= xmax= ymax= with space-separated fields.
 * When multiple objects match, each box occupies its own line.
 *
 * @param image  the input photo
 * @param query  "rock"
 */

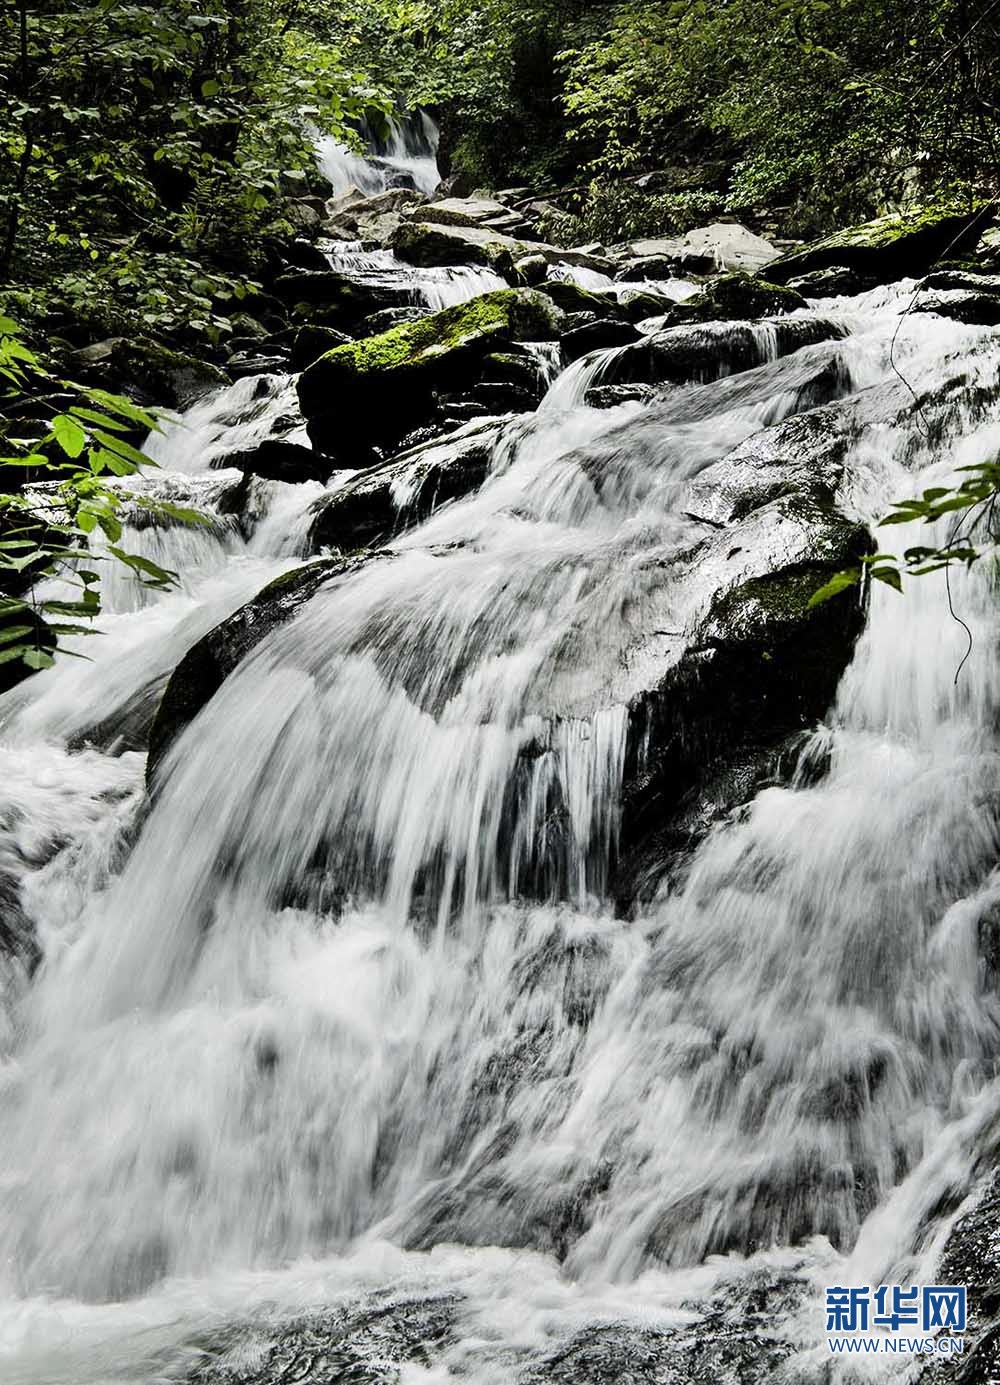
xmin=681 ymin=222 xmax=780 ymax=273
xmin=148 ymin=556 xmax=380 ymax=782
xmin=560 ymin=318 xmax=641 ymax=362
xmin=767 ymin=204 xmax=995 ymax=286
xmin=212 ymin=439 xmax=336 ymax=485
xmin=584 ymin=383 xmax=656 ymax=410
xmin=273 ymin=269 xmax=414 ymax=328
xmin=407 ymin=197 xmax=512 ymax=229
xmin=469 ymin=381 xmax=538 ymax=412
xmin=786 ymin=265 xmax=875 ymax=298
xmin=226 ymin=351 xmax=290 ymax=380
xmin=281 ymin=239 xmax=331 ymax=273
xmin=539 ymin=280 xmax=620 ymax=317
xmin=480 ymin=349 xmax=548 ymax=391
xmin=609 ymin=317 xmax=845 ymax=391
xmin=975 ymin=226 xmax=1000 ymax=269
xmin=226 ymin=312 xmax=269 ymax=341
xmin=617 ymin=253 xmax=699 ymax=281
xmin=514 ymin=254 xmax=548 ymax=286
xmin=912 ymin=287 xmax=1000 ymax=327
xmin=616 ymin=287 xmax=684 ymax=323
xmin=281 ymin=199 xmax=323 ymax=231
xmin=356 ymin=307 xmax=427 ymax=337
xmin=307 ymin=416 xmax=507 ymax=552
xmin=391 ymin=220 xmax=522 ymax=271
xmin=663 ymin=272 xmax=808 ymax=326
xmin=70 ymin=337 xmax=229 ymax=410
xmin=291 ymin=325 xmax=353 ymax=372
xmin=298 ymin=289 xmax=564 ymax=453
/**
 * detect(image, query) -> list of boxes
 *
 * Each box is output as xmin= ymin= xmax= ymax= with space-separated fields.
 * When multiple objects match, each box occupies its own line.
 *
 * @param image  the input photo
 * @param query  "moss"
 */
xmin=669 ymin=272 xmax=806 ymax=325
xmin=298 ymin=289 xmax=563 ymax=420
xmin=769 ymin=203 xmax=995 ymax=285
xmin=539 ymin=280 xmax=618 ymax=317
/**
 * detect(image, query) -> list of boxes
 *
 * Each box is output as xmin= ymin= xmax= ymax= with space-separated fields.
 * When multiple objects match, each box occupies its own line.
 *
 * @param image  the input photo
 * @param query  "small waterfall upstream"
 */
xmin=316 ymin=111 xmax=441 ymax=199
xmin=2 ymin=139 xmax=1000 ymax=1379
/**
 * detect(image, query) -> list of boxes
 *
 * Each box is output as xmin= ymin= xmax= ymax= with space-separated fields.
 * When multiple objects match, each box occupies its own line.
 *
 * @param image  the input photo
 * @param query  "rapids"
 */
xmin=1 ymin=156 xmax=1000 ymax=1382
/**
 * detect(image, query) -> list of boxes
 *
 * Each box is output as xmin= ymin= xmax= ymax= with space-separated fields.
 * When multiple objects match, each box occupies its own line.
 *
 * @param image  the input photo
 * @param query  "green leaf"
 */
xmin=69 ymin=406 xmax=129 ymax=432
xmin=870 ymin=566 xmax=903 ymax=593
xmin=0 ymin=625 xmax=35 ymax=647
xmin=51 ymin=415 xmax=87 ymax=459
xmin=808 ymin=567 xmax=861 ymax=607
xmin=201 ymin=78 xmax=221 ymax=97
xmin=92 ymin=430 xmax=153 ymax=469
xmin=22 ymin=648 xmax=55 ymax=670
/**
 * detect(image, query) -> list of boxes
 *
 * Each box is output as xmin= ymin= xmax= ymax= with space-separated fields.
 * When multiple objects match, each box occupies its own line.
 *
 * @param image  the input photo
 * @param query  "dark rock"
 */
xmin=273 ymin=269 xmax=414 ymax=329
xmin=280 ymin=239 xmax=331 ymax=273
xmin=357 ymin=306 xmax=427 ymax=337
xmin=786 ymin=264 xmax=875 ymax=298
xmin=307 ymin=416 xmax=507 ymax=552
xmin=515 ymin=253 xmax=548 ymax=286
xmin=617 ymin=287 xmax=686 ymax=323
xmin=148 ymin=555 xmax=380 ymax=782
xmin=560 ymin=318 xmax=641 ymax=362
xmin=70 ymin=337 xmax=229 ymax=410
xmin=584 ymin=384 xmax=656 ymax=410
xmin=298 ymin=289 xmax=563 ymax=453
xmin=610 ymin=317 xmax=845 ymax=390
xmin=212 ymin=439 xmax=335 ymax=485
xmin=912 ymin=286 xmax=1000 ymax=327
xmin=469 ymin=381 xmax=538 ymax=412
xmin=291 ymin=325 xmax=353 ymax=372
xmin=226 ymin=351 xmax=290 ymax=380
xmin=481 ymin=349 xmax=548 ymax=391
xmin=391 ymin=220 xmax=522 ymax=271
xmin=539 ymin=280 xmax=620 ymax=317
xmin=663 ymin=272 xmax=808 ymax=326
xmin=768 ymin=204 xmax=996 ymax=286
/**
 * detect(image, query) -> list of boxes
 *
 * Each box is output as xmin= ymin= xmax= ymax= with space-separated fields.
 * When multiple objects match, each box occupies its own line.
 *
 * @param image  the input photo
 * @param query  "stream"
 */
xmin=1 ymin=127 xmax=999 ymax=1385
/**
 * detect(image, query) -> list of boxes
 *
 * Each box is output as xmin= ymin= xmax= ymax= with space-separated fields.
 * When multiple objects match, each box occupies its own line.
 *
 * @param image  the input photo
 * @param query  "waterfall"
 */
xmin=316 ymin=111 xmax=441 ymax=199
xmin=1 ymin=271 xmax=1000 ymax=1383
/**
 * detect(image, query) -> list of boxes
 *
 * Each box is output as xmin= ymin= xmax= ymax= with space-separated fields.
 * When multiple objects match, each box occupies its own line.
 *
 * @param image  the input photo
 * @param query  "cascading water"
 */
xmin=316 ymin=111 xmax=441 ymax=199
xmin=1 ymin=268 xmax=1000 ymax=1383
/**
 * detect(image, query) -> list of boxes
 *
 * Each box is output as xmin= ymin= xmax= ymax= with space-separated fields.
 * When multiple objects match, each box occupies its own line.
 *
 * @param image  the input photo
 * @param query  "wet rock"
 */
xmin=786 ymin=264 xmax=875 ymax=298
xmin=307 ymin=416 xmax=508 ymax=552
xmin=768 ymin=204 xmax=995 ymax=286
xmin=280 ymin=238 xmax=331 ymax=272
xmin=273 ymin=269 xmax=414 ymax=329
xmin=540 ymin=280 xmax=620 ymax=317
xmin=975 ymin=226 xmax=1000 ymax=269
xmin=291 ymin=324 xmax=353 ymax=372
xmin=281 ymin=198 xmax=323 ymax=232
xmin=561 ymin=318 xmax=642 ymax=362
xmin=617 ymin=287 xmax=687 ymax=323
xmin=212 ymin=438 xmax=336 ymax=485
xmin=298 ymin=289 xmax=563 ymax=453
xmin=912 ymin=283 xmax=1000 ymax=327
xmin=148 ymin=555 xmax=380 ymax=782
xmin=584 ymin=383 xmax=656 ymax=409
xmin=226 ymin=351 xmax=290 ymax=380
xmin=391 ymin=220 xmax=523 ymax=271
xmin=610 ymin=317 xmax=845 ymax=390
xmin=663 ymin=272 xmax=807 ymax=326
xmin=357 ymin=306 xmax=428 ymax=337
xmin=617 ymin=253 xmax=695 ymax=282
xmin=470 ymin=381 xmax=538 ymax=412
xmin=515 ymin=253 xmax=549 ymax=286
xmin=622 ymin=223 xmax=779 ymax=277
xmin=70 ymin=337 xmax=229 ymax=410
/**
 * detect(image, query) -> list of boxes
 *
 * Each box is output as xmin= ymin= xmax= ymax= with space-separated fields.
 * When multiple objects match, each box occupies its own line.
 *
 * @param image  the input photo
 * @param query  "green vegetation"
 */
xmin=0 ymin=319 xmax=206 ymax=679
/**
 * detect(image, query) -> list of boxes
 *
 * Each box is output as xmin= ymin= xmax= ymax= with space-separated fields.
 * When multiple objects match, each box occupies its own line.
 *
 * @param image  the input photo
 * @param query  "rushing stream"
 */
xmin=2 ymin=144 xmax=1000 ymax=1384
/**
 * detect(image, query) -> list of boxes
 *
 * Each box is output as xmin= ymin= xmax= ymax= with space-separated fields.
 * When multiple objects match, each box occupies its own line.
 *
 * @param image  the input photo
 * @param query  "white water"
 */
xmin=1 ymin=272 xmax=999 ymax=1382
xmin=317 ymin=111 xmax=441 ymax=199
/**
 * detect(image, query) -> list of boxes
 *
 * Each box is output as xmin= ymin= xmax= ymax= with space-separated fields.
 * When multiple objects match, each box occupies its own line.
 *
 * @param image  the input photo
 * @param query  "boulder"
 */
xmin=297 ymin=289 xmax=564 ymax=454
xmin=391 ymin=221 xmax=523 ymax=271
xmin=307 ymin=416 xmax=508 ymax=552
xmin=975 ymin=226 xmax=1000 ymax=269
xmin=538 ymin=280 xmax=620 ymax=317
xmin=407 ymin=197 xmax=512 ymax=229
xmin=560 ymin=318 xmax=641 ymax=362
xmin=147 ymin=555 xmax=380 ymax=782
xmin=767 ymin=204 xmax=995 ymax=286
xmin=291 ymin=325 xmax=353 ymax=372
xmin=211 ymin=439 xmax=336 ymax=485
xmin=273 ymin=269 xmax=414 ymax=329
xmin=663 ymin=272 xmax=808 ymax=326
xmin=609 ymin=317 xmax=845 ymax=391
xmin=785 ymin=265 xmax=875 ymax=298
xmin=226 ymin=351 xmax=290 ymax=380
xmin=622 ymin=224 xmax=779 ymax=277
xmin=912 ymin=287 xmax=1000 ymax=327
xmin=357 ymin=307 xmax=427 ymax=337
xmin=70 ymin=337 xmax=229 ymax=411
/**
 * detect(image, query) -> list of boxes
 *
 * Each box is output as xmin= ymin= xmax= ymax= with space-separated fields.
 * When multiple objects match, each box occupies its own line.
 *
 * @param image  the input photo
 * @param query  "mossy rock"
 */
xmin=390 ymin=220 xmax=525 ymax=271
xmin=666 ymin=272 xmax=807 ymax=325
xmin=768 ymin=204 xmax=995 ymax=286
xmin=298 ymin=289 xmax=564 ymax=453
xmin=71 ymin=336 xmax=229 ymax=410
xmin=538 ymin=280 xmax=620 ymax=318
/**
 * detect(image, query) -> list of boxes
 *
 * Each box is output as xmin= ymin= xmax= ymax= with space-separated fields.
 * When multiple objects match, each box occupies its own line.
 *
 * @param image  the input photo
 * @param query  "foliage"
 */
xmin=809 ymin=462 xmax=1000 ymax=607
xmin=0 ymin=1 xmax=390 ymax=348
xmin=573 ymin=182 xmax=725 ymax=243
xmin=0 ymin=319 xmax=206 ymax=676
